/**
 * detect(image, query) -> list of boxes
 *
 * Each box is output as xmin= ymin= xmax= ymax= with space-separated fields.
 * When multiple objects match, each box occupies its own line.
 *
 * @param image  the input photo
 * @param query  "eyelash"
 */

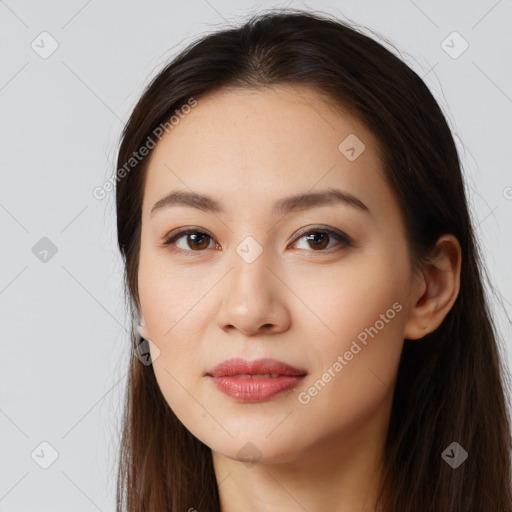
xmin=162 ymin=226 xmax=352 ymax=255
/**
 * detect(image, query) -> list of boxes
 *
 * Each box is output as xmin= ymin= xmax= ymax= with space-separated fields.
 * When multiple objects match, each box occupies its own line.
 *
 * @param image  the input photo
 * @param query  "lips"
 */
xmin=206 ymin=358 xmax=308 ymax=403
xmin=207 ymin=357 xmax=308 ymax=378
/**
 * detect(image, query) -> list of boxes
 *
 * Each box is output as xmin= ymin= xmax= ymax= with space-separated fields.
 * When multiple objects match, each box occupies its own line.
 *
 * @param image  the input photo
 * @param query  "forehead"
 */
xmin=142 ymin=84 xmax=394 ymax=219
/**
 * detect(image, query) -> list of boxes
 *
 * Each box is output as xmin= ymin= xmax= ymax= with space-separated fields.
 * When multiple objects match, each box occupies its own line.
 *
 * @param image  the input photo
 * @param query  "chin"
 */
xmin=208 ymin=433 xmax=305 ymax=467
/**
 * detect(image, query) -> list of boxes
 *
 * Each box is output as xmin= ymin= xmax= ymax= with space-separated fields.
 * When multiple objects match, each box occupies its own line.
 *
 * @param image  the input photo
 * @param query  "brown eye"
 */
xmin=305 ymin=232 xmax=330 ymax=250
xmin=163 ymin=230 xmax=215 ymax=252
xmin=185 ymin=233 xmax=211 ymax=250
xmin=293 ymin=229 xmax=351 ymax=252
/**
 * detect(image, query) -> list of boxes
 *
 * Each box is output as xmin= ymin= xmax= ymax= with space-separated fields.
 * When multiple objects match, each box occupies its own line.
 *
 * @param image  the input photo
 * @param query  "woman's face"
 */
xmin=137 ymin=85 xmax=418 ymax=466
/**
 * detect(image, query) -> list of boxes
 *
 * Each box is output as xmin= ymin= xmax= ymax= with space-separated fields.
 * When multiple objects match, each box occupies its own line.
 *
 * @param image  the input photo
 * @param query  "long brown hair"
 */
xmin=114 ymin=8 xmax=512 ymax=511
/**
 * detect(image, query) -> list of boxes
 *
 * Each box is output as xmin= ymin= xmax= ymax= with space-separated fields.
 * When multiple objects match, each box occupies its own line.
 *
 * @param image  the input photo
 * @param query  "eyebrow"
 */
xmin=150 ymin=188 xmax=370 ymax=217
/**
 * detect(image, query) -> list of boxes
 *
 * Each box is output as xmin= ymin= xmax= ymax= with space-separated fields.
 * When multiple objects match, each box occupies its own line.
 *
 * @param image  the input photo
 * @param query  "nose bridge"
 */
xmin=228 ymin=236 xmax=274 ymax=304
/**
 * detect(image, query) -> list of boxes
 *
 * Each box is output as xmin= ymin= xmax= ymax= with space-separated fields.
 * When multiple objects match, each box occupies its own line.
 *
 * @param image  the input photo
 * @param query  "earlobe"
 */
xmin=403 ymin=234 xmax=462 ymax=340
xmin=137 ymin=315 xmax=151 ymax=340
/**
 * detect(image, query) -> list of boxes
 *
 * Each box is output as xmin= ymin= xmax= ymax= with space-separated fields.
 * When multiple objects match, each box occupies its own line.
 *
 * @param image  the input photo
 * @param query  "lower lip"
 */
xmin=208 ymin=375 xmax=306 ymax=402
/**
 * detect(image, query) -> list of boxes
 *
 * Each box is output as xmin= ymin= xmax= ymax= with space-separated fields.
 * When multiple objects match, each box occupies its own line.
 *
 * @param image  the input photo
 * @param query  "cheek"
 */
xmin=287 ymin=246 xmax=408 ymax=348
xmin=138 ymin=270 xmax=207 ymax=382
xmin=137 ymin=244 xmax=208 ymax=340
xmin=137 ymin=252 xmax=217 ymax=436
xmin=287 ymin=250 xmax=408 ymax=423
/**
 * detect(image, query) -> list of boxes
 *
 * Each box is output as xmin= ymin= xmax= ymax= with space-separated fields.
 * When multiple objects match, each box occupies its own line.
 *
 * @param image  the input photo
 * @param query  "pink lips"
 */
xmin=206 ymin=358 xmax=308 ymax=403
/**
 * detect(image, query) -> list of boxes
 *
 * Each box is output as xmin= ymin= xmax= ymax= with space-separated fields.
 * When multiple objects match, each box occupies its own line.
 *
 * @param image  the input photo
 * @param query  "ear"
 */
xmin=137 ymin=314 xmax=151 ymax=340
xmin=404 ymin=234 xmax=462 ymax=340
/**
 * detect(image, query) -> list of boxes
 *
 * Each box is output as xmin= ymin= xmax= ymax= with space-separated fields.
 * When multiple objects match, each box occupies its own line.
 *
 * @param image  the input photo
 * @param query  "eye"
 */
xmin=291 ymin=228 xmax=352 ymax=252
xmin=163 ymin=229 xmax=217 ymax=252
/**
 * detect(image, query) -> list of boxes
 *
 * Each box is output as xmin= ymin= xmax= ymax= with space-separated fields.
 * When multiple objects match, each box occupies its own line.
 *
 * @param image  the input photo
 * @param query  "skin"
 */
xmin=137 ymin=84 xmax=461 ymax=512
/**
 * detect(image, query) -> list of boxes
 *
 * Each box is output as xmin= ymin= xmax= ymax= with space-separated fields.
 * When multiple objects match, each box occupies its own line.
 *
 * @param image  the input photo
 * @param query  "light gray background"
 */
xmin=1 ymin=0 xmax=511 ymax=510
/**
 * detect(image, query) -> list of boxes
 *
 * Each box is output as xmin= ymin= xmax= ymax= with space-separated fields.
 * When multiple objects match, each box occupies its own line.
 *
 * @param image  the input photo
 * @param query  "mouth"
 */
xmin=223 ymin=373 xmax=286 ymax=379
xmin=206 ymin=357 xmax=308 ymax=377
xmin=206 ymin=358 xmax=308 ymax=402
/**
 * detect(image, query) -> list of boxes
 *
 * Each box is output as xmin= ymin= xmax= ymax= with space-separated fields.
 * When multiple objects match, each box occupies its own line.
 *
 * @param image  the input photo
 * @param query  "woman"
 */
xmin=114 ymin=8 xmax=512 ymax=511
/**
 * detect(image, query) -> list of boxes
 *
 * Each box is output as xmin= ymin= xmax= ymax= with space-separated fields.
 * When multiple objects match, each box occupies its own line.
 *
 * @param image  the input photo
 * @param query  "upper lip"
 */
xmin=207 ymin=358 xmax=308 ymax=377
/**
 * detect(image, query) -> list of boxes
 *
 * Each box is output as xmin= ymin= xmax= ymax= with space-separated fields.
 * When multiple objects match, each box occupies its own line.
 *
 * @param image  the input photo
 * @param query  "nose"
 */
xmin=216 ymin=249 xmax=291 ymax=337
